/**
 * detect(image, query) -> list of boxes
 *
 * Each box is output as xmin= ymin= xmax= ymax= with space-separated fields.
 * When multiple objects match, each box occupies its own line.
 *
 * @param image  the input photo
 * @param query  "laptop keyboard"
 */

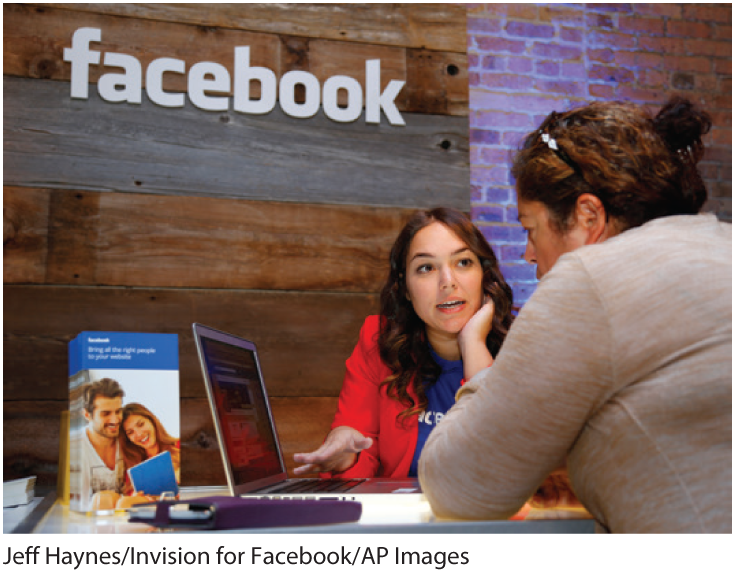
xmin=264 ymin=479 xmax=365 ymax=494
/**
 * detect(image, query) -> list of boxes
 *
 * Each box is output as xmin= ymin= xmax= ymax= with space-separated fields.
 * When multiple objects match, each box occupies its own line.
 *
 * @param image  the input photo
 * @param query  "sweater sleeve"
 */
xmin=418 ymin=255 xmax=616 ymax=519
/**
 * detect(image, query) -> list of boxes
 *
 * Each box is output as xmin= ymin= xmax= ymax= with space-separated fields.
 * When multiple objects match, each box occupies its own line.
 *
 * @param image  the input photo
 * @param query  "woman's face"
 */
xmin=518 ymin=199 xmax=586 ymax=279
xmin=124 ymin=414 xmax=158 ymax=454
xmin=405 ymin=221 xmax=484 ymax=349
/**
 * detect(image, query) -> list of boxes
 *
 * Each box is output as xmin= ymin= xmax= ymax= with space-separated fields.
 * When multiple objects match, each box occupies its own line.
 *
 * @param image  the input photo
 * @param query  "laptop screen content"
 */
xmin=199 ymin=337 xmax=283 ymax=484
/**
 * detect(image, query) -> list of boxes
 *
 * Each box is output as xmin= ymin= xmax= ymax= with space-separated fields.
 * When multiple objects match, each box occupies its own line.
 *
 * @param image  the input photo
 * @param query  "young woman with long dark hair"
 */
xmin=294 ymin=207 xmax=514 ymax=478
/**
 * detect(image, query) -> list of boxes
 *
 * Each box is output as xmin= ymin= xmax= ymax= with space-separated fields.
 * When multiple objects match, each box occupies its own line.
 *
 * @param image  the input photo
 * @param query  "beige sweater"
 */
xmin=419 ymin=215 xmax=732 ymax=533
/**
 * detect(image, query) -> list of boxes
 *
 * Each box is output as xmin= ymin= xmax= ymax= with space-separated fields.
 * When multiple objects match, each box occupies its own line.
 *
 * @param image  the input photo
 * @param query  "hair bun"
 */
xmin=653 ymin=96 xmax=712 ymax=158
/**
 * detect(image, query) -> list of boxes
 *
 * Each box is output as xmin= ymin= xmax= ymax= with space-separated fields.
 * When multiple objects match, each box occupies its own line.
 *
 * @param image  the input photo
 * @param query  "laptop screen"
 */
xmin=196 ymin=329 xmax=285 ymax=487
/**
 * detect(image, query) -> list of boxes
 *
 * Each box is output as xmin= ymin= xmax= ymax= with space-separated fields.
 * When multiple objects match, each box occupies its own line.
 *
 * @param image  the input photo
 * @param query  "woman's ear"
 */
xmin=574 ymin=193 xmax=608 ymax=244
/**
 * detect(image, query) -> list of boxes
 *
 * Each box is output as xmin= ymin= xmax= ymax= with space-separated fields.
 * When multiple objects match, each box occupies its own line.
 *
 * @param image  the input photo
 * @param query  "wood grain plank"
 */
xmin=4 ymin=4 xmax=468 ymax=115
xmin=4 ymin=187 xmax=414 ymax=292
xmin=3 ymin=397 xmax=337 ymax=485
xmin=4 ymin=3 xmax=282 ymax=92
xmin=28 ymin=3 xmax=468 ymax=53
xmin=405 ymin=48 xmax=470 ymax=116
xmin=4 ymin=285 xmax=379 ymax=400
xmin=2 ymin=186 xmax=50 ymax=283
xmin=44 ymin=190 xmax=102 ymax=284
xmin=3 ymin=401 xmax=66 ymax=486
xmin=4 ymin=77 xmax=470 ymax=210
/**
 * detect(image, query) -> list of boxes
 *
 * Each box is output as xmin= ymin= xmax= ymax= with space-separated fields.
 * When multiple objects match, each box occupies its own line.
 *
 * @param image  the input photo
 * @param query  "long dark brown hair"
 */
xmin=121 ymin=402 xmax=180 ymax=474
xmin=378 ymin=207 xmax=514 ymax=420
xmin=512 ymin=96 xmax=711 ymax=233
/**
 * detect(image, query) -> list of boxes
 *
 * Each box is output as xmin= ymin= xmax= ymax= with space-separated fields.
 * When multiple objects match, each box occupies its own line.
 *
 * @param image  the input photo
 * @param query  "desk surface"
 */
xmin=10 ymin=487 xmax=595 ymax=534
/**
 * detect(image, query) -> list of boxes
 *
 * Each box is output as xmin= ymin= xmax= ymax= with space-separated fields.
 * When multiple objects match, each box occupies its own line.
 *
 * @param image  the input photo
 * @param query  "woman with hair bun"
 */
xmin=420 ymin=97 xmax=731 ymax=533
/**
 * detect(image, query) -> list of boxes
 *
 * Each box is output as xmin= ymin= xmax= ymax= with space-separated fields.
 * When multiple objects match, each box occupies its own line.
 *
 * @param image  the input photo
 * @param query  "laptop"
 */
xmin=192 ymin=323 xmax=423 ymax=500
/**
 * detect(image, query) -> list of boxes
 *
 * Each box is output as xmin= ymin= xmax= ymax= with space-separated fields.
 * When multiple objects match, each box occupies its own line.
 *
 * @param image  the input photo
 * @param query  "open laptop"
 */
xmin=192 ymin=323 xmax=422 ymax=500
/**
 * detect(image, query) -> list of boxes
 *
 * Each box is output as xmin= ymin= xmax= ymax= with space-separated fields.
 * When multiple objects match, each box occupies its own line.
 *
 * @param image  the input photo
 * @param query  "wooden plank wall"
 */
xmin=3 ymin=3 xmax=469 ymax=486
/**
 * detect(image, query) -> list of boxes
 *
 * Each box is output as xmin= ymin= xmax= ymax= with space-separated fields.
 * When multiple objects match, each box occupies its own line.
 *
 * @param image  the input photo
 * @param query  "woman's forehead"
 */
xmin=409 ymin=222 xmax=466 ymax=253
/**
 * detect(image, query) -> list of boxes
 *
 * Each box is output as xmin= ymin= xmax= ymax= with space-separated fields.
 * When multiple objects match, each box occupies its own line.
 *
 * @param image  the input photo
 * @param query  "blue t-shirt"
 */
xmin=408 ymin=350 xmax=463 ymax=477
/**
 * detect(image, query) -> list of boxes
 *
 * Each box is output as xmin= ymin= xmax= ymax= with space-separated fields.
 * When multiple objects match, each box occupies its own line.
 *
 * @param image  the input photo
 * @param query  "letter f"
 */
xmin=63 ymin=28 xmax=102 ymax=99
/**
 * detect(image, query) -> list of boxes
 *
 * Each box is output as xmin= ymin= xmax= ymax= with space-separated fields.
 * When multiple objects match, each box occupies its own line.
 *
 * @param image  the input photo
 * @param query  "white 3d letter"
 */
xmin=98 ymin=52 xmax=142 ymax=104
xmin=189 ymin=62 xmax=231 ymax=111
xmin=147 ymin=58 xmax=185 ymax=108
xmin=279 ymin=71 xmax=320 ymax=119
xmin=63 ymin=27 xmax=102 ymax=99
xmin=365 ymin=60 xmax=405 ymax=126
xmin=322 ymin=75 xmax=363 ymax=123
xmin=233 ymin=46 xmax=276 ymax=115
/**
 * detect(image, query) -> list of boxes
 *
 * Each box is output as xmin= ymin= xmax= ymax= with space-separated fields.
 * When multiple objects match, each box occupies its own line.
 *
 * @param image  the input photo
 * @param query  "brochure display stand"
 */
xmin=68 ymin=332 xmax=179 ymax=513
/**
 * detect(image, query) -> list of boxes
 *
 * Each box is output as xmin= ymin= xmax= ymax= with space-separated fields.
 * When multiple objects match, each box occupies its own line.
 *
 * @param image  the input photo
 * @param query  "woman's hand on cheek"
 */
xmin=458 ymin=296 xmax=495 ymax=382
xmin=458 ymin=296 xmax=495 ymax=351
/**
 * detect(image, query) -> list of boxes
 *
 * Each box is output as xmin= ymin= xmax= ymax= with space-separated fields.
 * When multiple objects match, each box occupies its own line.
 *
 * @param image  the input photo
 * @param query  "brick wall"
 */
xmin=467 ymin=3 xmax=732 ymax=304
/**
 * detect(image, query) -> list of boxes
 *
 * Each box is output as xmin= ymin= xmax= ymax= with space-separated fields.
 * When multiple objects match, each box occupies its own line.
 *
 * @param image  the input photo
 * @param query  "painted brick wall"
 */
xmin=467 ymin=3 xmax=732 ymax=304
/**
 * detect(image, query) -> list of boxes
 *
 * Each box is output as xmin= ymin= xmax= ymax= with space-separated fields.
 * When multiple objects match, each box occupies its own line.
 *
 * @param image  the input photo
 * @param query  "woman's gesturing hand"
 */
xmin=292 ymin=426 xmax=373 ymax=475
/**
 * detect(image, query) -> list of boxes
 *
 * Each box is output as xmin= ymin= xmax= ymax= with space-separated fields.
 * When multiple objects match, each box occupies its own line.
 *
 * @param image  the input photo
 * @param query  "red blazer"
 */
xmin=327 ymin=315 xmax=419 ymax=478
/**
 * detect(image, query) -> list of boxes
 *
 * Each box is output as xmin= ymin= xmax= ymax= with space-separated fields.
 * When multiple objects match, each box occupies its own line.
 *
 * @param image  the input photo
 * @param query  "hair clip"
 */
xmin=541 ymin=132 xmax=559 ymax=151
xmin=538 ymin=128 xmax=581 ymax=175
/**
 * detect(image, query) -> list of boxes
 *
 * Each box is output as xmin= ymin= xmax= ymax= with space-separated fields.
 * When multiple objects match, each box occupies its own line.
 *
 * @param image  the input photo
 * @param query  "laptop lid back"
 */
xmin=193 ymin=323 xmax=290 ymax=495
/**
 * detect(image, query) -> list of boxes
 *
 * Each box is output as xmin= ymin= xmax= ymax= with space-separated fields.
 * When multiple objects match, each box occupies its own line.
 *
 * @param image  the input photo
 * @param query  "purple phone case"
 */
xmin=129 ymin=496 xmax=363 ymax=529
